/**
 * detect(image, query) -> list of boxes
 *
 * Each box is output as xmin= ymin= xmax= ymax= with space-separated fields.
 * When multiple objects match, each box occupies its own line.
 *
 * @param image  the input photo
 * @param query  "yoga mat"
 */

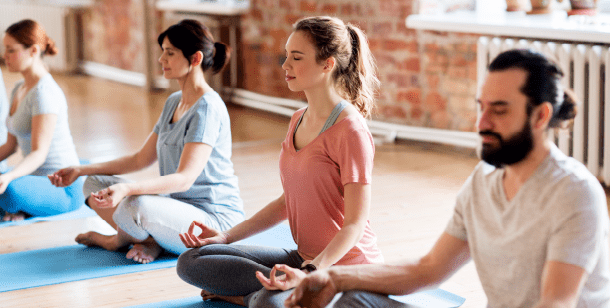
xmin=391 ymin=288 xmax=466 ymax=307
xmin=0 ymin=205 xmax=96 ymax=228
xmin=0 ymin=245 xmax=178 ymax=293
xmin=235 ymin=223 xmax=297 ymax=249
xmin=127 ymin=297 xmax=243 ymax=308
xmin=127 ymin=288 xmax=465 ymax=308
xmin=0 ymin=223 xmax=296 ymax=293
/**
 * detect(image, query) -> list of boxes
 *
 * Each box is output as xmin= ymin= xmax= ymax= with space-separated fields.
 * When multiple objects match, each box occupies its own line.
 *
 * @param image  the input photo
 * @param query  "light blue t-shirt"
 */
xmin=7 ymin=74 xmax=79 ymax=176
xmin=0 ymin=70 xmax=9 ymax=171
xmin=153 ymin=90 xmax=243 ymax=216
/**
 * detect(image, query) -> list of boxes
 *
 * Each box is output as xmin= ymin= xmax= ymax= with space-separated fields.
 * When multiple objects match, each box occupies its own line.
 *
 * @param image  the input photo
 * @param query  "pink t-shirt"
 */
xmin=279 ymin=108 xmax=384 ymax=265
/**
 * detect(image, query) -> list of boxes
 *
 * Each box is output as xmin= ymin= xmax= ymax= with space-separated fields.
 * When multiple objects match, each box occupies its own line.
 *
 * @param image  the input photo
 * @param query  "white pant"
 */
xmin=83 ymin=175 xmax=243 ymax=255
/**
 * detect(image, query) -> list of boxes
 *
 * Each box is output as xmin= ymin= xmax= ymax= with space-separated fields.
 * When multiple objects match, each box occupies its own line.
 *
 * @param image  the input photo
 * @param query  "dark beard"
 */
xmin=479 ymin=120 xmax=534 ymax=168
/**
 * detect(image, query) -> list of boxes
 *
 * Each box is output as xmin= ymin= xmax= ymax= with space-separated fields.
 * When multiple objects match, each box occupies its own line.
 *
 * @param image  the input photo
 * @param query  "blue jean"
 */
xmin=0 ymin=174 xmax=85 ymax=217
xmin=84 ymin=175 xmax=244 ymax=255
xmin=177 ymin=244 xmax=305 ymax=307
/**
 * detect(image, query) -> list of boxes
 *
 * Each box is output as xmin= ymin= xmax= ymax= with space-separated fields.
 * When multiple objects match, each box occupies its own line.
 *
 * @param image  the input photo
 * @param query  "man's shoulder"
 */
xmin=466 ymin=161 xmax=499 ymax=186
xmin=454 ymin=161 xmax=499 ymax=203
xmin=537 ymin=148 xmax=607 ymax=216
xmin=545 ymin=147 xmax=601 ymax=192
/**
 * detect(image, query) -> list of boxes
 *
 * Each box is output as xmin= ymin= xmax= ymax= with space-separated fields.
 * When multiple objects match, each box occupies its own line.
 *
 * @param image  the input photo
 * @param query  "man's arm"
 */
xmin=286 ymin=232 xmax=470 ymax=308
xmin=533 ymin=261 xmax=588 ymax=308
xmin=334 ymin=232 xmax=470 ymax=294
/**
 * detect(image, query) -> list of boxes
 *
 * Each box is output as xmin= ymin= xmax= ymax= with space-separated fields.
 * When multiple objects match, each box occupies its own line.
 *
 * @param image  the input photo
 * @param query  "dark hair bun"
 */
xmin=211 ymin=42 xmax=231 ymax=74
xmin=556 ymin=91 xmax=577 ymax=121
xmin=549 ymin=89 xmax=577 ymax=128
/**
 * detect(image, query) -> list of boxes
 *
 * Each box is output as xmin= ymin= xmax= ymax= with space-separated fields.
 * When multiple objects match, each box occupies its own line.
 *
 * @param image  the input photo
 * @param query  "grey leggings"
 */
xmin=333 ymin=291 xmax=409 ymax=307
xmin=177 ymin=244 xmax=305 ymax=307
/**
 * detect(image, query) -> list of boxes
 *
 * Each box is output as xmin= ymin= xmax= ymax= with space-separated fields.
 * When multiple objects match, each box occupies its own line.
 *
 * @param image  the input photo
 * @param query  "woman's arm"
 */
xmin=255 ymin=183 xmax=372 ymax=292
xmin=82 ymin=131 xmax=159 ymax=177
xmin=122 ymin=140 xmax=211 ymax=195
xmin=224 ymin=193 xmax=288 ymax=243
xmin=50 ymin=131 xmax=159 ymax=187
xmin=0 ymin=134 xmax=18 ymax=164
xmin=2 ymin=114 xmax=56 ymax=181
xmin=309 ymin=182 xmax=371 ymax=269
xmin=180 ymin=193 xmax=288 ymax=247
xmin=89 ymin=140 xmax=212 ymax=208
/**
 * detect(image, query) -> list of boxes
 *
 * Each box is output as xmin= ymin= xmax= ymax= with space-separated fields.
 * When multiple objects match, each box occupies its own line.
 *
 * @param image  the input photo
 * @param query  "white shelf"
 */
xmin=2 ymin=0 xmax=93 ymax=8
xmin=406 ymin=10 xmax=610 ymax=44
xmin=156 ymin=0 xmax=249 ymax=16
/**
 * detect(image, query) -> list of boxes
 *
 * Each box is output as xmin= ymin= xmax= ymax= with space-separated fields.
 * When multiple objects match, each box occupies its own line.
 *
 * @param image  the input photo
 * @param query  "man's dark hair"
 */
xmin=489 ymin=49 xmax=577 ymax=128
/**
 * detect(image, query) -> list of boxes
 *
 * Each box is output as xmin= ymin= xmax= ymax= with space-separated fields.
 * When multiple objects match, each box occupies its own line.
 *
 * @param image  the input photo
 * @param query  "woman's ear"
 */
xmin=30 ymin=44 xmax=41 ymax=58
xmin=191 ymin=51 xmax=203 ymax=67
xmin=323 ymin=57 xmax=336 ymax=72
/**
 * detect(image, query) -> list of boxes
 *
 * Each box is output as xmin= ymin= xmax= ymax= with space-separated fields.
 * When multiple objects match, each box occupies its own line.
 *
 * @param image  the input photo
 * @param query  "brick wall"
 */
xmin=240 ymin=0 xmax=479 ymax=131
xmin=79 ymin=0 xmax=480 ymax=132
xmin=82 ymin=0 xmax=146 ymax=73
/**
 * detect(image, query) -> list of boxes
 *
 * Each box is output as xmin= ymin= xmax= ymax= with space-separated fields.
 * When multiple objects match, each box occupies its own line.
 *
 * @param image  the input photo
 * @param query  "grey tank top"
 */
xmin=294 ymin=100 xmax=348 ymax=137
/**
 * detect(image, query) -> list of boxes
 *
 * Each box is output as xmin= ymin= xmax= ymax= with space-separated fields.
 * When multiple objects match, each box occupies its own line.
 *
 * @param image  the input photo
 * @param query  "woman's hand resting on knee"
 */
xmin=89 ymin=183 xmax=129 ymax=208
xmin=48 ymin=167 xmax=81 ymax=187
xmin=179 ymin=220 xmax=228 ymax=248
xmin=255 ymin=264 xmax=307 ymax=291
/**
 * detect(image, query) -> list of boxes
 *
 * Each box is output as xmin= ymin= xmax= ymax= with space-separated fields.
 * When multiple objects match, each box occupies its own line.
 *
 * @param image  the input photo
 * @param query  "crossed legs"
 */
xmin=77 ymin=175 xmax=232 ymax=263
xmin=177 ymin=244 xmax=304 ymax=307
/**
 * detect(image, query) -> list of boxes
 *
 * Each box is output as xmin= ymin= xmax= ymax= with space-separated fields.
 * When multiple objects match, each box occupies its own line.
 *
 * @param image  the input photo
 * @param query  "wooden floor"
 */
xmin=0 ymin=68 xmax=605 ymax=307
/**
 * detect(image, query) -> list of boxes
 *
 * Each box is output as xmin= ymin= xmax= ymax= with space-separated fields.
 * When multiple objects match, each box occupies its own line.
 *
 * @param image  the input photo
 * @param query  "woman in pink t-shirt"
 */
xmin=177 ymin=16 xmax=383 ymax=307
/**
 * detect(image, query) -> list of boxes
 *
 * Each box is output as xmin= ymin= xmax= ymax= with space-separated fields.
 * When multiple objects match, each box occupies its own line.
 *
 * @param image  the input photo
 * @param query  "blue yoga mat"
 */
xmin=0 ymin=205 xmax=96 ymax=228
xmin=0 ymin=223 xmax=296 ymax=293
xmin=127 ymin=288 xmax=465 ymax=308
xmin=391 ymin=288 xmax=466 ymax=307
xmin=0 ymin=245 xmax=178 ymax=293
xmin=127 ymin=297 xmax=243 ymax=308
xmin=235 ymin=223 xmax=297 ymax=249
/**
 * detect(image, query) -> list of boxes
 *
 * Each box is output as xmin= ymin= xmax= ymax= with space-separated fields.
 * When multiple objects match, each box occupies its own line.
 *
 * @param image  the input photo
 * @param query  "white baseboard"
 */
xmin=81 ymin=61 xmax=147 ymax=87
xmin=227 ymin=88 xmax=479 ymax=149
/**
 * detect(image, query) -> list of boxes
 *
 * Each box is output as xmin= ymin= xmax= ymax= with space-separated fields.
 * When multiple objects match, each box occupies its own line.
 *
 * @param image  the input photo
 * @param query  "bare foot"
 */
xmin=75 ymin=232 xmax=126 ymax=251
xmin=126 ymin=242 xmax=163 ymax=264
xmin=201 ymin=290 xmax=245 ymax=306
xmin=1 ymin=212 xmax=26 ymax=221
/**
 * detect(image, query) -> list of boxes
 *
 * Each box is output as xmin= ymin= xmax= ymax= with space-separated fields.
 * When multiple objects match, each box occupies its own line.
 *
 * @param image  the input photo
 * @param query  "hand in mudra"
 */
xmin=179 ymin=220 xmax=228 ymax=248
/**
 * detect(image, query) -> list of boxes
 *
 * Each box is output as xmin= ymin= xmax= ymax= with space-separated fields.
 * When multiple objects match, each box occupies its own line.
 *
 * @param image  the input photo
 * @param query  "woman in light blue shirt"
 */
xmin=1 ymin=19 xmax=83 ymax=222
xmin=50 ymin=19 xmax=244 ymax=264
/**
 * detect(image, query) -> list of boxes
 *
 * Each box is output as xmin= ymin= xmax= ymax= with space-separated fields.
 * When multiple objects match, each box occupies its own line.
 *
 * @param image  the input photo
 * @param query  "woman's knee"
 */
xmin=112 ymin=196 xmax=151 ymax=235
xmin=176 ymin=248 xmax=198 ymax=282
xmin=176 ymin=246 xmax=223 ymax=287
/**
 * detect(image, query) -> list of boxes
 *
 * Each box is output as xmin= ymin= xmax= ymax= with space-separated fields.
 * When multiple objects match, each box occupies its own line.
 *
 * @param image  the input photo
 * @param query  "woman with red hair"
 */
xmin=0 ymin=19 xmax=84 ymax=221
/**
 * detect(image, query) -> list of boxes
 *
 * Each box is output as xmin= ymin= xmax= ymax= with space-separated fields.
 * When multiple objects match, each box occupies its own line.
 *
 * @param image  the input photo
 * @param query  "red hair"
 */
xmin=5 ymin=19 xmax=58 ymax=56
